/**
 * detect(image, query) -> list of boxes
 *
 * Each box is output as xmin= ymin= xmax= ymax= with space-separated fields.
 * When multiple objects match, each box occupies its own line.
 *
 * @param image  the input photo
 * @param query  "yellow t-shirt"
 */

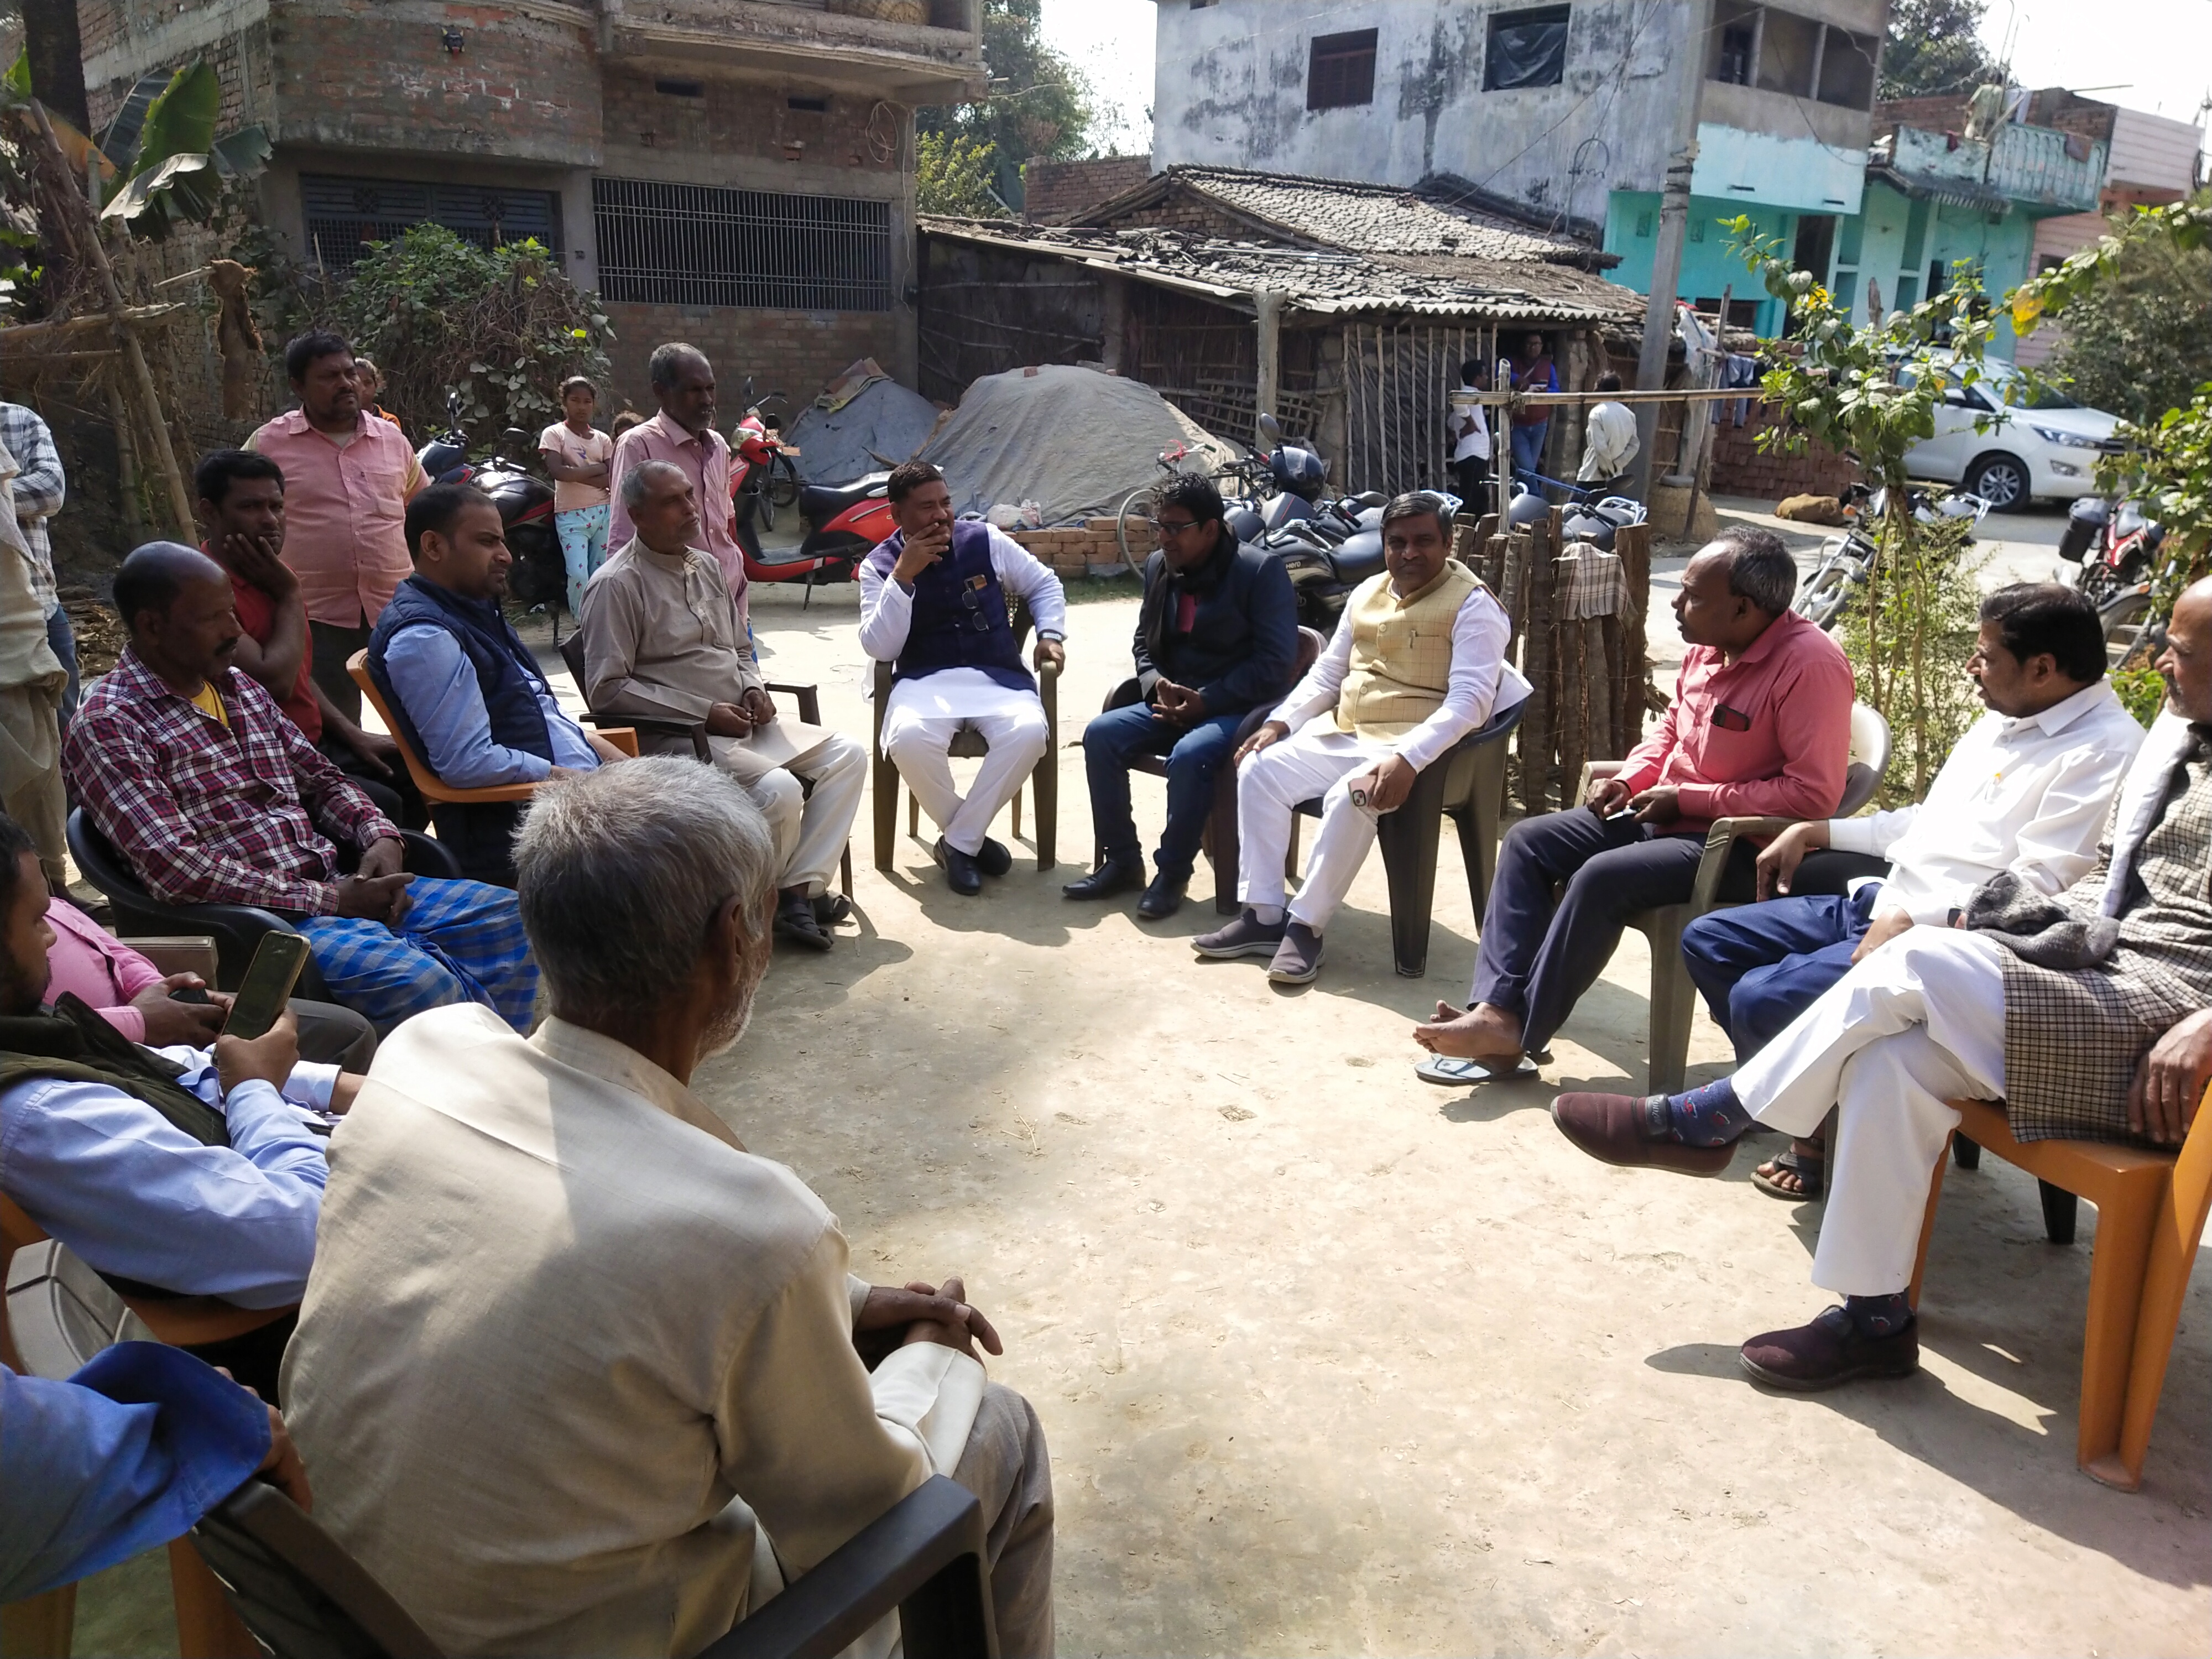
xmin=190 ymin=681 xmax=229 ymax=727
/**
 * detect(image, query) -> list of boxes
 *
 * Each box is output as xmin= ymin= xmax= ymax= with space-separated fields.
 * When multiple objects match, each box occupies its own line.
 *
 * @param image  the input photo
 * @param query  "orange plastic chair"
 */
xmin=346 ymin=650 xmax=637 ymax=805
xmin=1909 ymin=1083 xmax=2212 ymax=1489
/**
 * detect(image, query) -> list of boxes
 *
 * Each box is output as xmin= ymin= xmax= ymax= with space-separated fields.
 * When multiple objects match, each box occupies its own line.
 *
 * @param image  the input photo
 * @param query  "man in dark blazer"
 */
xmin=1066 ymin=475 xmax=1297 ymax=920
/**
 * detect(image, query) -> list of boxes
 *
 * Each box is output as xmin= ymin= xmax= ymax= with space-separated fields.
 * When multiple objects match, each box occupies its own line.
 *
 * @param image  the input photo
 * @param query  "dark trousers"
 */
xmin=309 ymin=618 xmax=371 ymax=725
xmin=181 ymin=1310 xmax=298 ymax=1406
xmin=1681 ymin=885 xmax=1881 ymax=1062
xmin=44 ymin=606 xmax=79 ymax=733
xmin=1083 ymin=703 xmax=1244 ymax=883
xmin=317 ymin=735 xmax=427 ymax=831
xmin=1452 ymin=456 xmax=1492 ymax=519
xmin=1469 ymin=807 xmax=1705 ymax=1052
xmin=1510 ymin=419 xmax=1551 ymax=483
xmin=293 ymin=997 xmax=379 ymax=1073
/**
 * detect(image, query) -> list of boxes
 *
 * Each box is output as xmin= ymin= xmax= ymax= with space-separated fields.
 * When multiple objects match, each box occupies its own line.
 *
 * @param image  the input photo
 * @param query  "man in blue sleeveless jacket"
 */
xmin=368 ymin=485 xmax=626 ymax=884
xmin=859 ymin=462 xmax=1067 ymax=895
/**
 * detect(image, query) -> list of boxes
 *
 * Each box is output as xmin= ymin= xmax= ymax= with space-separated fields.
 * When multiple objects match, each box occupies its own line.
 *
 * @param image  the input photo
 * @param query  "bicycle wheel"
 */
xmin=1116 ymin=486 xmax=1157 ymax=577
xmin=768 ymin=452 xmax=801 ymax=509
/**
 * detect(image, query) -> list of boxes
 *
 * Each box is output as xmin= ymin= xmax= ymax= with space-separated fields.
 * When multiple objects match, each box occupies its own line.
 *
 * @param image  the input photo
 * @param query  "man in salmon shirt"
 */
xmin=247 ymin=332 xmax=424 ymax=724
xmin=1413 ymin=527 xmax=1851 ymax=1077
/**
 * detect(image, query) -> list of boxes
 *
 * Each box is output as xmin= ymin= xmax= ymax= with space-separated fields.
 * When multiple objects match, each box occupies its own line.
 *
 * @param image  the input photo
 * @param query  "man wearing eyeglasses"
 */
xmin=1065 ymin=475 xmax=1296 ymax=919
xmin=860 ymin=462 xmax=1067 ymax=896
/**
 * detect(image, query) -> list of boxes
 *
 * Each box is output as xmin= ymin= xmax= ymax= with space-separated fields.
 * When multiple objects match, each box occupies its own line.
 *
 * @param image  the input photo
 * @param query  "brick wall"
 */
xmin=1086 ymin=182 xmax=1248 ymax=236
xmin=1706 ymin=405 xmax=1858 ymax=501
xmin=1024 ymin=156 xmax=1149 ymax=223
xmin=80 ymin=2 xmax=275 ymax=133
xmin=1011 ymin=521 xmax=1128 ymax=578
xmin=598 ymin=303 xmax=899 ymax=418
xmin=267 ymin=1 xmax=600 ymax=164
xmin=601 ymin=68 xmax=901 ymax=176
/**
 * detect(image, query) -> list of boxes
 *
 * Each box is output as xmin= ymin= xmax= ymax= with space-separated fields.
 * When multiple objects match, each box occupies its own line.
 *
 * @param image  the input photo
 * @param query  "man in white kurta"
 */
xmin=281 ymin=759 xmax=1054 ymax=1657
xmin=1193 ymin=495 xmax=1527 ymax=985
xmin=859 ymin=462 xmax=1066 ymax=895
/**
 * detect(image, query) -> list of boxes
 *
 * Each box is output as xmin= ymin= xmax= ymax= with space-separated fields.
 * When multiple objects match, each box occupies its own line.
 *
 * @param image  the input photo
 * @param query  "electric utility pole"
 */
xmin=1630 ymin=0 xmax=1715 ymax=504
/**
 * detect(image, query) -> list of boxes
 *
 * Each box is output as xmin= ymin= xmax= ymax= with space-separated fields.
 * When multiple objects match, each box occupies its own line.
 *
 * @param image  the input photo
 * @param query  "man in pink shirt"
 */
xmin=41 ymin=898 xmax=377 ymax=1070
xmin=606 ymin=343 xmax=749 ymax=625
xmin=1415 ymin=527 xmax=1852 ymax=1073
xmin=247 ymin=331 xmax=425 ymax=724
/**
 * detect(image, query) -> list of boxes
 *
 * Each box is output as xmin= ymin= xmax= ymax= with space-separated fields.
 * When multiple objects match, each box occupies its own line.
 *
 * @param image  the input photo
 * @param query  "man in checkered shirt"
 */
xmin=1547 ymin=575 xmax=2212 ymax=1393
xmin=0 ymin=403 xmax=79 ymax=728
xmin=65 ymin=543 xmax=536 ymax=1036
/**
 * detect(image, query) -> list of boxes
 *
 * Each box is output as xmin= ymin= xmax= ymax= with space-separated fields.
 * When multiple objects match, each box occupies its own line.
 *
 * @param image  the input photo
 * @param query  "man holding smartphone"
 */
xmin=859 ymin=462 xmax=1066 ymax=896
xmin=1414 ymin=529 xmax=1853 ymax=1079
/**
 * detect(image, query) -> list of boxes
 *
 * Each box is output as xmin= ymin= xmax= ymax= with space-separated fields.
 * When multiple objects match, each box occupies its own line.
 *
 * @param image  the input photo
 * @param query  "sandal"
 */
xmin=1751 ymin=1141 xmax=1824 ymax=1201
xmin=1415 ymin=1048 xmax=1553 ymax=1087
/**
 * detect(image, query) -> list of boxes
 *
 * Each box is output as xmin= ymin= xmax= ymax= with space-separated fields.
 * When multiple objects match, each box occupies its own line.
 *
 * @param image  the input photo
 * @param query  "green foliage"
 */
xmin=2041 ymin=193 xmax=2212 ymax=426
xmin=2012 ymin=199 xmax=2212 ymax=609
xmin=1838 ymin=515 xmax=1986 ymax=807
xmin=919 ymin=0 xmax=1093 ymax=209
xmin=917 ymin=131 xmax=1008 ymax=218
xmin=1729 ymin=219 xmax=2002 ymax=798
xmin=2111 ymin=666 xmax=2168 ymax=729
xmin=1878 ymin=0 xmax=2000 ymax=99
xmin=91 ymin=60 xmax=271 ymax=240
xmin=331 ymin=223 xmax=613 ymax=450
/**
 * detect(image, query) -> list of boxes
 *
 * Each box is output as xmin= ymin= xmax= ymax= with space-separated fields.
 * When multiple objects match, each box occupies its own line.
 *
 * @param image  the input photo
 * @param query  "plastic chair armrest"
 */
xmin=1689 ymin=815 xmax=1796 ymax=913
xmin=764 ymin=682 xmax=823 ymax=725
xmin=128 ymin=936 xmax=221 ymax=983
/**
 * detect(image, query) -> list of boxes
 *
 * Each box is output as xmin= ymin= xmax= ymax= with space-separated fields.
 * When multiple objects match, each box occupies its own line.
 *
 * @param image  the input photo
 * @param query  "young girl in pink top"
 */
xmin=538 ymin=376 xmax=615 ymax=613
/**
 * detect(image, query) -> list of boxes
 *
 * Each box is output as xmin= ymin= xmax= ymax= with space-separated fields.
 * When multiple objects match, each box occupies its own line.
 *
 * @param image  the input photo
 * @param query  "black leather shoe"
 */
xmin=935 ymin=838 xmax=983 ymax=896
xmin=974 ymin=837 xmax=1014 ymax=878
xmin=774 ymin=891 xmax=833 ymax=951
xmin=1136 ymin=873 xmax=1185 ymax=920
xmin=1063 ymin=860 xmax=1141 ymax=900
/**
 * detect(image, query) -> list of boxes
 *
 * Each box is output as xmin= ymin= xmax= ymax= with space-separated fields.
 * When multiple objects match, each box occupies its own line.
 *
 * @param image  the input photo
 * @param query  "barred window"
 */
xmin=301 ymin=176 xmax=561 ymax=271
xmin=592 ymin=178 xmax=893 ymax=312
xmin=1307 ymin=30 xmax=1377 ymax=111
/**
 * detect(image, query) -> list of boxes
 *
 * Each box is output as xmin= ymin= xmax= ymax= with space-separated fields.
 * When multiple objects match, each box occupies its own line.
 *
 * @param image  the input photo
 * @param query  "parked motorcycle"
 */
xmin=1792 ymin=484 xmax=1991 ymax=631
xmin=783 ymin=471 xmax=897 ymax=602
xmin=1266 ymin=490 xmax=1455 ymax=633
xmin=2058 ymin=494 xmax=2164 ymax=659
xmin=1223 ymin=413 xmax=1329 ymax=542
xmin=730 ymin=380 xmax=800 ymax=535
xmin=413 ymin=393 xmax=566 ymax=625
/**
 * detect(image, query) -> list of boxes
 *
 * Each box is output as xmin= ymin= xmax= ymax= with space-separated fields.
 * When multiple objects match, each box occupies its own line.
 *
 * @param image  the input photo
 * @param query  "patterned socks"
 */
xmin=1656 ymin=1078 xmax=1754 ymax=1146
xmin=1845 ymin=1292 xmax=1913 ymax=1337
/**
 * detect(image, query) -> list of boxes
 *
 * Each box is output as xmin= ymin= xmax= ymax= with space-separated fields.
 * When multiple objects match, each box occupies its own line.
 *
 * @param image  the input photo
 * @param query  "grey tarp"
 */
xmin=783 ymin=377 xmax=945 ymax=488
xmin=919 ymin=364 xmax=1237 ymax=524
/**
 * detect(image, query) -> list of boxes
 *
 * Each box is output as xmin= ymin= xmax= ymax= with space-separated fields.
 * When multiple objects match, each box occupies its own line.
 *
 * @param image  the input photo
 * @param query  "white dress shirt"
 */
xmin=1270 ymin=579 xmax=1531 ymax=774
xmin=1827 ymin=679 xmax=2145 ymax=924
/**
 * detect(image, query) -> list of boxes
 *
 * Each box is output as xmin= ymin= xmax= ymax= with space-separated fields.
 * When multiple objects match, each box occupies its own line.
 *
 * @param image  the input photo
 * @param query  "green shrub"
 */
xmin=2111 ymin=665 xmax=2168 ymax=728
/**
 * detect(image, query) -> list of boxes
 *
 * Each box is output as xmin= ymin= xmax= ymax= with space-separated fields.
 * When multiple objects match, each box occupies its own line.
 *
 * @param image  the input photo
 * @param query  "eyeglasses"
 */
xmin=957 ymin=574 xmax=996 ymax=632
xmin=1149 ymin=517 xmax=1201 ymax=536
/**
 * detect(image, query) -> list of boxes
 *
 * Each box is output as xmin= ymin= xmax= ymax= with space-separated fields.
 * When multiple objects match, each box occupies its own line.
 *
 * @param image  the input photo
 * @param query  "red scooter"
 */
xmin=729 ymin=379 xmax=881 ymax=606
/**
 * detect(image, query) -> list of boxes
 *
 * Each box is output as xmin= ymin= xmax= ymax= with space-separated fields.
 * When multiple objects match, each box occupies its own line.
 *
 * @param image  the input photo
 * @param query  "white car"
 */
xmin=1902 ymin=362 xmax=2120 ymax=512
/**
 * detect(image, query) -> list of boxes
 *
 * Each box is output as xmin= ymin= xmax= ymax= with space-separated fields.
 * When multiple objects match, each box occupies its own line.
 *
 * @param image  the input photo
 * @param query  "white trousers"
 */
xmin=1235 ymin=726 xmax=1396 ymax=930
xmin=724 ymin=732 xmax=867 ymax=896
xmin=881 ymin=677 xmax=1050 ymax=857
xmin=1736 ymin=928 xmax=2009 ymax=1296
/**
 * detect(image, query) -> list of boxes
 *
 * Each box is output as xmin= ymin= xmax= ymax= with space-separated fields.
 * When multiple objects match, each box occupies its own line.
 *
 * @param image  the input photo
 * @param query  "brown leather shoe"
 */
xmin=1740 ymin=1306 xmax=1919 ymax=1392
xmin=1550 ymin=1092 xmax=1734 ymax=1175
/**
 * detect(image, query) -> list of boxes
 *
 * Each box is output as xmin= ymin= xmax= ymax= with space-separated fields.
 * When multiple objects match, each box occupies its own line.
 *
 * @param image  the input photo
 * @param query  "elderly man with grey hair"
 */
xmin=282 ymin=758 xmax=1055 ymax=1657
xmin=1415 ymin=525 xmax=1854 ymax=1078
xmin=582 ymin=459 xmax=867 ymax=950
xmin=607 ymin=342 xmax=748 ymax=608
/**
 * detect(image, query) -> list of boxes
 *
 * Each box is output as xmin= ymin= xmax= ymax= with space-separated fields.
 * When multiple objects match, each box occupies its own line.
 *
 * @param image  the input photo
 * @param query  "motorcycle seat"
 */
xmin=1332 ymin=539 xmax=1386 ymax=583
xmin=800 ymin=472 xmax=891 ymax=524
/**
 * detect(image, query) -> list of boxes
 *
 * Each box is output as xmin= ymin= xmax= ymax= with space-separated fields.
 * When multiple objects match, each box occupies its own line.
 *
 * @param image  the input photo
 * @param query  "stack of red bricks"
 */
xmin=1010 ymin=521 xmax=1131 ymax=578
xmin=1706 ymin=407 xmax=1859 ymax=502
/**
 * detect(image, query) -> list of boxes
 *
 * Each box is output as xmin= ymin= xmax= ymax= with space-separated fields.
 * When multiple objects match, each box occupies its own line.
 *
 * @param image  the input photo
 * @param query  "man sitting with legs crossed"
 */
xmin=860 ymin=462 xmax=1067 ymax=896
xmin=66 ymin=544 xmax=536 ymax=1035
xmin=1682 ymin=582 xmax=2142 ymax=1199
xmin=1413 ymin=527 xmax=1852 ymax=1078
xmin=1192 ymin=492 xmax=1527 ymax=986
xmin=1549 ymin=575 xmax=2212 ymax=1389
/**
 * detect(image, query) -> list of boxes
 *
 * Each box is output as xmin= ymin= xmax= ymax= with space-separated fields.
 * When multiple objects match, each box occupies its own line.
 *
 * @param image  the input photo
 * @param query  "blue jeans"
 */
xmin=44 ymin=606 xmax=78 ymax=733
xmin=1679 ymin=884 xmax=1882 ymax=1062
xmin=1510 ymin=419 xmax=1551 ymax=483
xmin=1082 ymin=702 xmax=1244 ymax=883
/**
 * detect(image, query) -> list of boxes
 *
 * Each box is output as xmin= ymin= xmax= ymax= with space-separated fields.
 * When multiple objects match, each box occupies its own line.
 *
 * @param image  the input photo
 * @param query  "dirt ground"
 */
xmin=62 ymin=509 xmax=2210 ymax=1657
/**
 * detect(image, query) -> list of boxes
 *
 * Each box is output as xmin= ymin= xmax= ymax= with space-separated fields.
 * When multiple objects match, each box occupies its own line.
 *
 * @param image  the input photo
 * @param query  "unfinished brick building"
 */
xmin=74 ymin=0 xmax=985 ymax=406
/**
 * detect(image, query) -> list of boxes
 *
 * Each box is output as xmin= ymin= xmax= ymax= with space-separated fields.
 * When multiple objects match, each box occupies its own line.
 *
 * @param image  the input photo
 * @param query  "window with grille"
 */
xmin=1307 ymin=30 xmax=1378 ymax=111
xmin=1484 ymin=6 xmax=1571 ymax=91
xmin=301 ymin=176 xmax=561 ymax=271
xmin=592 ymin=178 xmax=893 ymax=311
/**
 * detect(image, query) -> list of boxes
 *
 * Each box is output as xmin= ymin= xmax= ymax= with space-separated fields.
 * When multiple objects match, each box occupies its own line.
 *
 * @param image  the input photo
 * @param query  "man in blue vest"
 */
xmin=859 ymin=462 xmax=1067 ymax=896
xmin=368 ymin=484 xmax=627 ymax=884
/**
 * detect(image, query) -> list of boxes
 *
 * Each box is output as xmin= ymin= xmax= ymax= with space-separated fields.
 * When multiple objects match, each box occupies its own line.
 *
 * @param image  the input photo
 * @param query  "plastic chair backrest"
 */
xmin=1292 ymin=625 xmax=1324 ymax=684
xmin=1838 ymin=702 xmax=1891 ymax=818
xmin=556 ymin=630 xmax=588 ymax=696
xmin=190 ymin=1480 xmax=445 ymax=1659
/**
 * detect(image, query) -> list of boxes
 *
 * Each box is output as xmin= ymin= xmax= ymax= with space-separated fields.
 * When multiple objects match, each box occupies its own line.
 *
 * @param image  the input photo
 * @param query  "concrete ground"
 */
xmin=62 ymin=499 xmax=2208 ymax=1657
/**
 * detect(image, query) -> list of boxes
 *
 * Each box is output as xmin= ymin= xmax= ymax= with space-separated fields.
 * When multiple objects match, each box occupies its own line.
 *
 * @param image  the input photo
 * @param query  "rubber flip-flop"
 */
xmin=1416 ymin=1053 xmax=1541 ymax=1086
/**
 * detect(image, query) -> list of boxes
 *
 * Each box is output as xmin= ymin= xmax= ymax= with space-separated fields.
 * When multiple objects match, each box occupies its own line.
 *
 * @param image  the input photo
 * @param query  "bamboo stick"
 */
xmin=1520 ymin=515 xmax=1556 ymax=815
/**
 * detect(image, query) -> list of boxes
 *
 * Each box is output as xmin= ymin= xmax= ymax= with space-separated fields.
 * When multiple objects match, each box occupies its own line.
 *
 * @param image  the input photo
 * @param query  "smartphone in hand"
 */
xmin=222 ymin=933 xmax=311 ymax=1041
